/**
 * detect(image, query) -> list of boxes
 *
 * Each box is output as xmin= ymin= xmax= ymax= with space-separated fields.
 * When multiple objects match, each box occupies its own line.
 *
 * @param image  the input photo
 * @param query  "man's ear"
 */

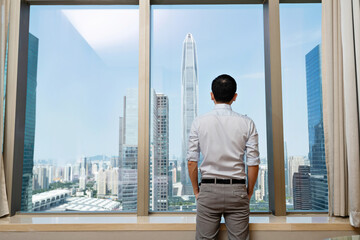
xmin=210 ymin=92 xmax=215 ymax=101
xmin=233 ymin=93 xmax=238 ymax=102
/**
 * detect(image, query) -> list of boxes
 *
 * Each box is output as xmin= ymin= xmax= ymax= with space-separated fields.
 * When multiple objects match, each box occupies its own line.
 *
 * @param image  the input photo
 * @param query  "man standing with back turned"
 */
xmin=187 ymin=74 xmax=259 ymax=240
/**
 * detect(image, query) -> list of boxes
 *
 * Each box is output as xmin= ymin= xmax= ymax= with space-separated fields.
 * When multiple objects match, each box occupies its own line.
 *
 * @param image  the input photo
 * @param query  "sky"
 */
xmin=29 ymin=4 xmax=322 ymax=165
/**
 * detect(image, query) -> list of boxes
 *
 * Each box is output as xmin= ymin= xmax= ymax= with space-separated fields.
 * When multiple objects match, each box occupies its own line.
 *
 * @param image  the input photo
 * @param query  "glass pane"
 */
xmin=280 ymin=4 xmax=328 ymax=211
xmin=21 ymin=6 xmax=139 ymax=212
xmin=150 ymin=5 xmax=267 ymax=212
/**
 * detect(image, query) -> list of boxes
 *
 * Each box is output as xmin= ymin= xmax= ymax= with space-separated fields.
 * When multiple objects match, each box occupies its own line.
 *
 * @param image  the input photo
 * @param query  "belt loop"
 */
xmin=230 ymin=179 xmax=232 ymax=184
xmin=215 ymin=178 xmax=217 ymax=184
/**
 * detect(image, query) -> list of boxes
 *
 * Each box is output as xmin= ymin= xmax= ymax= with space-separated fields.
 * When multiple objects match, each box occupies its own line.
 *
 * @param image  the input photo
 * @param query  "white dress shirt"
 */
xmin=186 ymin=104 xmax=260 ymax=180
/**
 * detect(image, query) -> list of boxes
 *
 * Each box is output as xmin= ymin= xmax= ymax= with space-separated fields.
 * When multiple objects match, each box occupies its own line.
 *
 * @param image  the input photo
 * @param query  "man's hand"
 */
xmin=195 ymin=193 xmax=199 ymax=200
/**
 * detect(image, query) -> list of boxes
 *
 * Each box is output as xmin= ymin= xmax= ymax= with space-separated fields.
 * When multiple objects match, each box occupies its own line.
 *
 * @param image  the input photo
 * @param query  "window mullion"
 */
xmin=137 ymin=0 xmax=150 ymax=216
xmin=263 ymin=0 xmax=286 ymax=216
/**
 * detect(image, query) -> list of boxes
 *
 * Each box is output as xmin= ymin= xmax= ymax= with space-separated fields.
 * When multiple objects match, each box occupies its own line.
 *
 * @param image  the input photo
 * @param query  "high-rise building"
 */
xmin=79 ymin=167 xmax=87 ymax=190
xmin=64 ymin=164 xmax=73 ymax=182
xmin=107 ymin=167 xmax=121 ymax=197
xmin=80 ymin=157 xmax=91 ymax=176
xmin=258 ymin=165 xmax=267 ymax=201
xmin=111 ymin=156 xmax=120 ymax=168
xmin=21 ymin=33 xmax=39 ymax=211
xmin=122 ymin=146 xmax=138 ymax=211
xmin=124 ymin=88 xmax=138 ymax=145
xmin=32 ymin=173 xmax=39 ymax=191
xmin=47 ymin=166 xmax=54 ymax=184
xmin=119 ymin=116 xmax=125 ymax=167
xmin=169 ymin=160 xmax=177 ymax=184
xmin=150 ymin=91 xmax=169 ymax=211
xmin=120 ymin=88 xmax=138 ymax=211
xmin=305 ymin=44 xmax=328 ymax=210
xmin=293 ymin=165 xmax=311 ymax=210
xmin=38 ymin=166 xmax=49 ymax=190
xmin=289 ymin=155 xmax=307 ymax=201
xmin=97 ymin=168 xmax=107 ymax=196
xmin=92 ymin=163 xmax=99 ymax=175
xmin=181 ymin=33 xmax=198 ymax=188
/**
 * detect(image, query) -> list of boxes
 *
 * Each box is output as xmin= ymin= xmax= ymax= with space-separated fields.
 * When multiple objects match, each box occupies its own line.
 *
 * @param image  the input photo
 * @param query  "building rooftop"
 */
xmin=32 ymin=189 xmax=71 ymax=203
xmin=47 ymin=197 xmax=121 ymax=211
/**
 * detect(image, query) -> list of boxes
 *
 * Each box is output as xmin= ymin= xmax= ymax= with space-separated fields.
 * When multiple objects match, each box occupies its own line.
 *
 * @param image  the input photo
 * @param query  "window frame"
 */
xmin=4 ymin=0 xmax=322 ymax=217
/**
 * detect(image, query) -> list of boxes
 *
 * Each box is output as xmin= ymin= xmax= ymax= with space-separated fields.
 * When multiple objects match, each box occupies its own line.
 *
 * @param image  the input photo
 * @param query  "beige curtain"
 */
xmin=322 ymin=0 xmax=360 ymax=227
xmin=0 ymin=0 xmax=10 ymax=218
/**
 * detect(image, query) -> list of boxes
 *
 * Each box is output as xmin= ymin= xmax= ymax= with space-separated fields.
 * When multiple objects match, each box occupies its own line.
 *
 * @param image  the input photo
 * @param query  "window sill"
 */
xmin=0 ymin=213 xmax=355 ymax=232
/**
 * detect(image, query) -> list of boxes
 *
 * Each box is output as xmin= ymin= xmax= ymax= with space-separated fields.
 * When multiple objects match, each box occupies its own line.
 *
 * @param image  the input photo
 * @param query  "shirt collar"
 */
xmin=214 ymin=103 xmax=232 ymax=111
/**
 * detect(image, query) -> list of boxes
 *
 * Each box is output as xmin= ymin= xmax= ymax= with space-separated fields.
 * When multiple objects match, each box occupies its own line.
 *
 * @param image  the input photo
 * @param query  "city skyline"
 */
xmin=29 ymin=5 xmax=322 ymax=165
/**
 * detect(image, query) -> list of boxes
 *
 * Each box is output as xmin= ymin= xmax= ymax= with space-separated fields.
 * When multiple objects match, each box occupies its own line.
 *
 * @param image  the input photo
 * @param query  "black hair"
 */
xmin=211 ymin=74 xmax=237 ymax=103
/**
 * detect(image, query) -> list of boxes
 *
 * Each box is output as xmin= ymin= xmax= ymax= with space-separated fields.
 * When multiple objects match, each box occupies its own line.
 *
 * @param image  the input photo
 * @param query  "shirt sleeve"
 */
xmin=246 ymin=120 xmax=260 ymax=166
xmin=187 ymin=118 xmax=200 ymax=162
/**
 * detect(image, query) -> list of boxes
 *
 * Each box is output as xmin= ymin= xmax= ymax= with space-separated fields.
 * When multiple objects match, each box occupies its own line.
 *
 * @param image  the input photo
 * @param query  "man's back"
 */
xmin=188 ymin=104 xmax=259 ymax=180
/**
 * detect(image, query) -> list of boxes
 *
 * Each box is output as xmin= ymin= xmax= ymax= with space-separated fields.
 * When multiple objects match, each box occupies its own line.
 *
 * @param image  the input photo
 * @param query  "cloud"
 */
xmin=62 ymin=9 xmax=139 ymax=66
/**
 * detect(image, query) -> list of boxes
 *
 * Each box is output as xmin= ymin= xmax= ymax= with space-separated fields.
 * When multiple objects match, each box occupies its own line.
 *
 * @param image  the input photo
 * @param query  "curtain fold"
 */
xmin=0 ymin=0 xmax=10 ymax=218
xmin=322 ymin=0 xmax=360 ymax=227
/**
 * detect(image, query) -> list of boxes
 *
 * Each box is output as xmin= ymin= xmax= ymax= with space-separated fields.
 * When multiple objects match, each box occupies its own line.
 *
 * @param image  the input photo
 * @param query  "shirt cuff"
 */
xmin=246 ymin=157 xmax=260 ymax=166
xmin=187 ymin=151 xmax=199 ymax=162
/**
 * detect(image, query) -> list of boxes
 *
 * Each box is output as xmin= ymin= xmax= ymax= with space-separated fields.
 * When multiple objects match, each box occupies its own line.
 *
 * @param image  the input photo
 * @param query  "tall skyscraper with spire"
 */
xmin=181 ymin=33 xmax=198 ymax=189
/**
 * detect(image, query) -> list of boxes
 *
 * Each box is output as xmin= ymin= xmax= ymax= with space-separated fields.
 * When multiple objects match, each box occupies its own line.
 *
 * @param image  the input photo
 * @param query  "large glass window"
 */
xmin=150 ymin=5 xmax=268 ymax=212
xmin=21 ymin=6 xmax=139 ymax=212
xmin=280 ymin=4 xmax=327 ymax=211
xmin=17 ymin=2 xmax=327 ymax=215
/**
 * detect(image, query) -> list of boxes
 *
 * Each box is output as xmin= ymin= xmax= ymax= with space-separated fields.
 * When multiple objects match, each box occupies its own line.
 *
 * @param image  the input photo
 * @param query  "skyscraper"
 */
xmin=289 ymin=155 xmax=307 ymax=203
xmin=120 ymin=88 xmax=138 ymax=211
xmin=121 ymin=146 xmax=137 ymax=211
xmin=305 ymin=44 xmax=328 ymax=210
xmin=107 ymin=167 xmax=121 ymax=197
xmin=21 ymin=33 xmax=39 ymax=211
xmin=150 ymin=91 xmax=169 ymax=211
xmin=64 ymin=164 xmax=73 ymax=182
xmin=181 ymin=33 xmax=198 ymax=189
xmin=118 ymin=116 xmax=124 ymax=168
xmin=124 ymin=88 xmax=138 ymax=146
xmin=259 ymin=165 xmax=267 ymax=201
xmin=79 ymin=167 xmax=87 ymax=190
xmin=293 ymin=165 xmax=312 ymax=210
xmin=35 ymin=166 xmax=49 ymax=190
xmin=97 ymin=168 xmax=107 ymax=196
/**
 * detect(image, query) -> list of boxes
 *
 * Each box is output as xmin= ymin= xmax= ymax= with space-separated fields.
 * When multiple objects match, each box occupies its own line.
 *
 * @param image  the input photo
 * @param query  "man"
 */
xmin=187 ymin=74 xmax=259 ymax=240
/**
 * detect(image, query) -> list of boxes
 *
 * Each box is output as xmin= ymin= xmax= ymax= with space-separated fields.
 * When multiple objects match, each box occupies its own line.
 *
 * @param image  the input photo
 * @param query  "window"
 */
xmin=280 ymin=3 xmax=327 ymax=211
xmin=150 ymin=5 xmax=268 ymax=212
xmin=10 ymin=0 xmax=327 ymax=216
xmin=21 ymin=5 xmax=139 ymax=212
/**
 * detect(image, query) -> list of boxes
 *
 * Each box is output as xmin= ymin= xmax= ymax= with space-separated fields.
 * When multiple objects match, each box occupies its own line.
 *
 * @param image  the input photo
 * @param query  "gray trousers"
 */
xmin=196 ymin=183 xmax=250 ymax=240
